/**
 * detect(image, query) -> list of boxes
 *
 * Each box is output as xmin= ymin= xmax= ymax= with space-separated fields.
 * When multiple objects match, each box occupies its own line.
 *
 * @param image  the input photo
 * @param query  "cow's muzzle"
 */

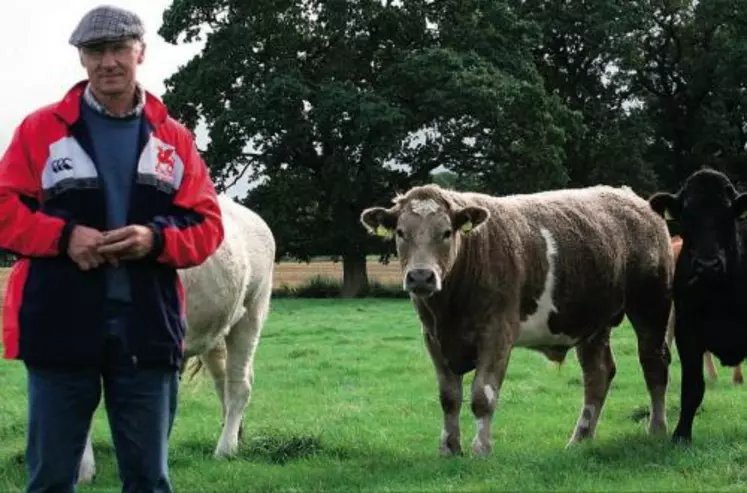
xmin=688 ymin=255 xmax=726 ymax=285
xmin=404 ymin=267 xmax=441 ymax=296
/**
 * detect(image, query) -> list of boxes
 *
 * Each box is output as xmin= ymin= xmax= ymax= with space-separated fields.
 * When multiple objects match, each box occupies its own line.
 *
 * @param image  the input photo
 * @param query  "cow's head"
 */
xmin=361 ymin=186 xmax=490 ymax=297
xmin=649 ymin=168 xmax=747 ymax=281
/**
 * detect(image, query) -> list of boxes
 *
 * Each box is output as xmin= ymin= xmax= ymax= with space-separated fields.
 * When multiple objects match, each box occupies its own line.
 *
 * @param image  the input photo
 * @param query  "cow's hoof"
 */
xmin=733 ymin=375 xmax=744 ymax=385
xmin=565 ymin=436 xmax=586 ymax=448
xmin=471 ymin=437 xmax=492 ymax=457
xmin=648 ymin=420 xmax=667 ymax=436
xmin=439 ymin=443 xmax=462 ymax=457
xmin=671 ymin=432 xmax=692 ymax=445
xmin=214 ymin=442 xmax=239 ymax=459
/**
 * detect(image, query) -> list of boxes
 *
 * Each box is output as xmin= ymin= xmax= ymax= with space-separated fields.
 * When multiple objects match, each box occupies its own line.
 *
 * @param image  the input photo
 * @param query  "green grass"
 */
xmin=2 ymin=298 xmax=747 ymax=492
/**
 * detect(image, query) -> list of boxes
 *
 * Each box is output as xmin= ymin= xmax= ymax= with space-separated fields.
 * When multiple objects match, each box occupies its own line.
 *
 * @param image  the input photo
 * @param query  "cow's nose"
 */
xmin=694 ymin=256 xmax=723 ymax=274
xmin=405 ymin=268 xmax=437 ymax=292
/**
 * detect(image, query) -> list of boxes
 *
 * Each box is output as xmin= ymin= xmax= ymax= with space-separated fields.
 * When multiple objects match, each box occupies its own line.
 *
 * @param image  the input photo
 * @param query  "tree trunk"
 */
xmin=341 ymin=253 xmax=369 ymax=298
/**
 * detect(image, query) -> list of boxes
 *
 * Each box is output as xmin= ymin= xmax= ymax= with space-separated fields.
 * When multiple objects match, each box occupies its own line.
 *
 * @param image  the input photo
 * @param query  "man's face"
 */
xmin=79 ymin=38 xmax=145 ymax=97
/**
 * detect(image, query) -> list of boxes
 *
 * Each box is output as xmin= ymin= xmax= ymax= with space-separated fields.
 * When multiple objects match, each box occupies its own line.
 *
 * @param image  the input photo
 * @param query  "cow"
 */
xmin=649 ymin=168 xmax=747 ymax=443
xmin=666 ymin=235 xmax=743 ymax=384
xmin=77 ymin=194 xmax=275 ymax=483
xmin=360 ymin=183 xmax=673 ymax=456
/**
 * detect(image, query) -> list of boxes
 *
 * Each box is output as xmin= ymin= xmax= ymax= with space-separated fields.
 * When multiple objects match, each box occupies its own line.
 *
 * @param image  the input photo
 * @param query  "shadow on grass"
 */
xmin=175 ymin=432 xmax=351 ymax=466
xmin=7 ymin=440 xmax=116 ymax=467
xmin=0 ymin=421 xmax=25 ymax=442
xmin=629 ymin=403 xmax=704 ymax=423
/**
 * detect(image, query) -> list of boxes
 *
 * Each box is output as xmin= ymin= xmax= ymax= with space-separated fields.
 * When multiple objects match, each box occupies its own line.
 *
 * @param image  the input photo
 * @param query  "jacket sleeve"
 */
xmin=0 ymin=119 xmax=71 ymax=258
xmin=146 ymin=135 xmax=224 ymax=268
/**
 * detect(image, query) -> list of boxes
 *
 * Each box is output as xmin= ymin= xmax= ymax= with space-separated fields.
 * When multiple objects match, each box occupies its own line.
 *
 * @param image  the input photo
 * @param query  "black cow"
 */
xmin=649 ymin=168 xmax=747 ymax=443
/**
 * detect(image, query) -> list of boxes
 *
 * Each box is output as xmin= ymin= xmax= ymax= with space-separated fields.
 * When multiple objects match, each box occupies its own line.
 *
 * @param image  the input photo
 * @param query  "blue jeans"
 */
xmin=24 ymin=304 xmax=179 ymax=493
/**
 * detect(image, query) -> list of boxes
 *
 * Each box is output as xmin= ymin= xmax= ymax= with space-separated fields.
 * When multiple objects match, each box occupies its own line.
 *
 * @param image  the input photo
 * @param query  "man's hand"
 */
xmin=67 ymin=225 xmax=107 ymax=271
xmin=97 ymin=225 xmax=154 ymax=265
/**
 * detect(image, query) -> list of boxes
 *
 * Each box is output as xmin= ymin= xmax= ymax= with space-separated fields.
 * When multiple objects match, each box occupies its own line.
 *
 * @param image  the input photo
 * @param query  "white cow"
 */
xmin=78 ymin=194 xmax=276 ymax=484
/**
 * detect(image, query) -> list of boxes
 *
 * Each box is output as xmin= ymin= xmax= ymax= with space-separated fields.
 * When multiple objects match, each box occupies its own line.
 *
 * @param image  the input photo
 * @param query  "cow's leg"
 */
xmin=214 ymin=289 xmax=269 ymax=458
xmin=567 ymin=328 xmax=616 ymax=445
xmin=626 ymin=279 xmax=671 ymax=436
xmin=77 ymin=426 xmax=96 ymax=484
xmin=704 ymin=352 xmax=719 ymax=381
xmin=672 ymin=331 xmax=705 ymax=443
xmin=733 ymin=365 xmax=743 ymax=385
xmin=423 ymin=333 xmax=464 ymax=456
xmin=470 ymin=334 xmax=512 ymax=457
xmin=201 ymin=340 xmax=229 ymax=432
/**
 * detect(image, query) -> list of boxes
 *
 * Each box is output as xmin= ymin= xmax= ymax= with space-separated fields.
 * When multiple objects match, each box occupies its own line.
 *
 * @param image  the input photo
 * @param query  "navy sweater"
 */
xmin=80 ymin=100 xmax=140 ymax=303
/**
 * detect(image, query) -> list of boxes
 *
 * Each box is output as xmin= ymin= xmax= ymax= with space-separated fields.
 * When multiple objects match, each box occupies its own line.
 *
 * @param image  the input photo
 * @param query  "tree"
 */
xmin=512 ymin=0 xmax=659 ymax=196
xmin=430 ymin=170 xmax=485 ymax=192
xmin=158 ymin=0 xmax=576 ymax=296
xmin=620 ymin=0 xmax=747 ymax=190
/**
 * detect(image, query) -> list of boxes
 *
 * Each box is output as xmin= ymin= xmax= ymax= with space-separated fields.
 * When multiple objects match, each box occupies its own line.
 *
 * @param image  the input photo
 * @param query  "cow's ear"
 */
xmin=649 ymin=192 xmax=681 ymax=221
xmin=732 ymin=193 xmax=747 ymax=220
xmin=360 ymin=207 xmax=398 ymax=239
xmin=453 ymin=206 xmax=490 ymax=234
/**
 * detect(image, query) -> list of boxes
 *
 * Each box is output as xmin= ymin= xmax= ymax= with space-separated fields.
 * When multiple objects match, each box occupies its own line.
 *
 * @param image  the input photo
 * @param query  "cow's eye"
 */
xmin=396 ymin=228 xmax=405 ymax=239
xmin=442 ymin=230 xmax=452 ymax=240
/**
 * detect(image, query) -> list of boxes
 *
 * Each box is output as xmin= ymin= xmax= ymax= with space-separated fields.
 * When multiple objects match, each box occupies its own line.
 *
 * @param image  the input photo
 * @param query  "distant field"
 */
xmin=3 ymin=299 xmax=747 ymax=492
xmin=272 ymin=259 xmax=401 ymax=287
xmin=0 ymin=259 xmax=402 ymax=292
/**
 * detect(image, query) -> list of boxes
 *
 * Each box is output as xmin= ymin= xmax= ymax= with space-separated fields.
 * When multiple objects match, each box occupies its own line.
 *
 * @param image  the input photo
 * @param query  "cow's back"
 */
xmin=179 ymin=195 xmax=276 ymax=354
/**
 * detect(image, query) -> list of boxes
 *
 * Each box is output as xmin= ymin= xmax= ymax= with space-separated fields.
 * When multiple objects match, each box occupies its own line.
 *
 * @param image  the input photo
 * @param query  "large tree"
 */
xmin=158 ymin=0 xmax=576 ymax=296
xmin=620 ymin=0 xmax=747 ymax=190
xmin=511 ymin=0 xmax=660 ymax=196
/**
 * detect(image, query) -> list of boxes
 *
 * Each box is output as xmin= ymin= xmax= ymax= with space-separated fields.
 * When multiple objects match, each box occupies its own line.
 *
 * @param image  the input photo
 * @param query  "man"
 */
xmin=0 ymin=5 xmax=224 ymax=492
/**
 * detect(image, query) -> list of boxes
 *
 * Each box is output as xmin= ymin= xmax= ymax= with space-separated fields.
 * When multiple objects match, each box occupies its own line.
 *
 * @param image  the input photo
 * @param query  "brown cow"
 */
xmin=361 ymin=183 xmax=673 ymax=456
xmin=667 ymin=235 xmax=744 ymax=384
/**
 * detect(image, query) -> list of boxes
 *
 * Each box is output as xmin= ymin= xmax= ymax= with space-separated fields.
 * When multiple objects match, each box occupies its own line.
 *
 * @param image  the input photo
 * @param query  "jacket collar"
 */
xmin=54 ymin=80 xmax=168 ymax=128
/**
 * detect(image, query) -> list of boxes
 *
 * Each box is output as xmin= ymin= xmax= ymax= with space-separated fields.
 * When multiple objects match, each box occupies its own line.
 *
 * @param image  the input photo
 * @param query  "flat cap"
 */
xmin=69 ymin=5 xmax=145 ymax=47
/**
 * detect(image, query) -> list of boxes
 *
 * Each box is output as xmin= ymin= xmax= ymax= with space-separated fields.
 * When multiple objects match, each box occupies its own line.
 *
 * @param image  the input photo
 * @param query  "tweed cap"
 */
xmin=69 ymin=5 xmax=145 ymax=47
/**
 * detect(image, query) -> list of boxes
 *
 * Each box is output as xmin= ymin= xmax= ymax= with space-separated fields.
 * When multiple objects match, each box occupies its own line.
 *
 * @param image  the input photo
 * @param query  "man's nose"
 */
xmin=99 ymin=52 xmax=118 ymax=67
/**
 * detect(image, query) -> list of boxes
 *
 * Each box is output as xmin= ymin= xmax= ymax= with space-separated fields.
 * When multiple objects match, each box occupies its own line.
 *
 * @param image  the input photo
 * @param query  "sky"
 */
xmin=0 ymin=0 xmax=255 ymax=196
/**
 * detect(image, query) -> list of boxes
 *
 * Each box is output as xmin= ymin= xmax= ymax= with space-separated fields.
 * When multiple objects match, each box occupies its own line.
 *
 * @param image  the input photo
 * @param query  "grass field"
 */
xmin=2 ymin=284 xmax=747 ymax=490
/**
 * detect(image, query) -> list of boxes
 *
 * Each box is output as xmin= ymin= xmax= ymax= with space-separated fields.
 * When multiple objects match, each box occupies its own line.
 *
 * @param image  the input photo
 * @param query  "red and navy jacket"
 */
xmin=0 ymin=80 xmax=224 ymax=370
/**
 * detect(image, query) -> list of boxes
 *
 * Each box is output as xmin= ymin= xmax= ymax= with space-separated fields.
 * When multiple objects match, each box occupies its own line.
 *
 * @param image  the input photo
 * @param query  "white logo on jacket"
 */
xmin=137 ymin=136 xmax=185 ymax=192
xmin=42 ymin=137 xmax=98 ymax=196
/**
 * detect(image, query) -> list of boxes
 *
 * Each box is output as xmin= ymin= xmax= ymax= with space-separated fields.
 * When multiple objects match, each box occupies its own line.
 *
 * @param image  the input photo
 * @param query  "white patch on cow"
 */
xmin=514 ymin=228 xmax=578 ymax=348
xmin=410 ymin=198 xmax=441 ymax=216
xmin=579 ymin=404 xmax=596 ymax=428
xmin=472 ymin=416 xmax=491 ymax=455
xmin=484 ymin=385 xmax=495 ymax=406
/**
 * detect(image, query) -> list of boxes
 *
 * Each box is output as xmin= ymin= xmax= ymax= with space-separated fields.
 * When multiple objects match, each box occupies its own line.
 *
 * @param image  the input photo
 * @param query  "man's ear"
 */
xmin=360 ymin=207 xmax=398 ymax=240
xmin=453 ymin=206 xmax=490 ymax=234
xmin=649 ymin=192 xmax=681 ymax=221
xmin=733 ymin=193 xmax=747 ymax=220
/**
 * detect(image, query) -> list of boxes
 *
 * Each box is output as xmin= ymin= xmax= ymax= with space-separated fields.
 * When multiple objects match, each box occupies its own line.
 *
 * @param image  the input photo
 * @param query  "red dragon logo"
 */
xmin=155 ymin=145 xmax=175 ymax=180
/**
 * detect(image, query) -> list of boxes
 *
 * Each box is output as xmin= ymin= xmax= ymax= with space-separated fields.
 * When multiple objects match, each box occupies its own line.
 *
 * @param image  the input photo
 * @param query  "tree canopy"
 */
xmin=156 ymin=0 xmax=747 ymax=296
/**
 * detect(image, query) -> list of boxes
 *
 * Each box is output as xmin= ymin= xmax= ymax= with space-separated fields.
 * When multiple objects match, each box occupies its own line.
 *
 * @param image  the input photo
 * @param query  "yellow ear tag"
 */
xmin=740 ymin=209 xmax=747 ymax=220
xmin=460 ymin=221 xmax=473 ymax=233
xmin=375 ymin=225 xmax=393 ymax=239
xmin=664 ymin=209 xmax=674 ymax=221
